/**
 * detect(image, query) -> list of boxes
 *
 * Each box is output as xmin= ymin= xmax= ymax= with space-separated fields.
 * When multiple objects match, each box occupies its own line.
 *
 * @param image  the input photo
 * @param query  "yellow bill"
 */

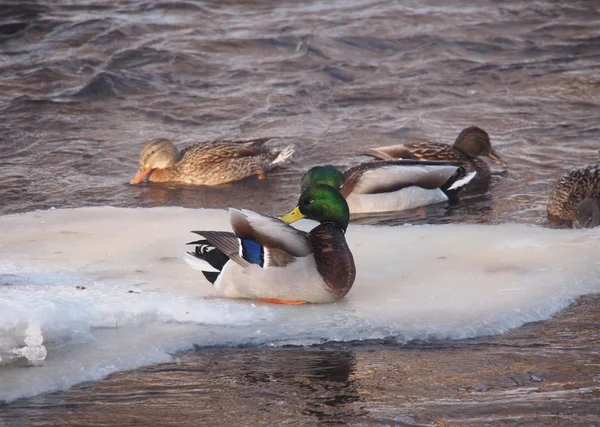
xmin=280 ymin=206 xmax=305 ymax=224
xmin=130 ymin=166 xmax=151 ymax=184
xmin=487 ymin=149 xmax=505 ymax=164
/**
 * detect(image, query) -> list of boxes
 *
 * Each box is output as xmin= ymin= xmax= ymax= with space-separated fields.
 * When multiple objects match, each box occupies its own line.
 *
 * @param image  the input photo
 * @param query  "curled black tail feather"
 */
xmin=186 ymin=239 xmax=230 ymax=284
xmin=440 ymin=165 xmax=469 ymax=200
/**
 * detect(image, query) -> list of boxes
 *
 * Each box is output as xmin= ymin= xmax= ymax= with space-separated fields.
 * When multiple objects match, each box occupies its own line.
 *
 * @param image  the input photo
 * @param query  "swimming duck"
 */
xmin=364 ymin=126 xmax=504 ymax=191
xmin=184 ymin=184 xmax=355 ymax=304
xmin=547 ymin=165 xmax=600 ymax=228
xmin=296 ymin=160 xmax=476 ymax=215
xmin=130 ymin=137 xmax=294 ymax=186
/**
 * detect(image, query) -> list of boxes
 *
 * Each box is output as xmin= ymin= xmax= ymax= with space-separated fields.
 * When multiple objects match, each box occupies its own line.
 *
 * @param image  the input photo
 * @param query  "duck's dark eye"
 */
xmin=150 ymin=150 xmax=156 ymax=156
xmin=305 ymin=198 xmax=315 ymax=205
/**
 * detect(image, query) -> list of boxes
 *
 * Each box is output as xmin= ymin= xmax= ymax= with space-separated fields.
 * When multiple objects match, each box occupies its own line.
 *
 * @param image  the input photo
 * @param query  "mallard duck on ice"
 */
xmin=184 ymin=185 xmax=355 ymax=304
xmin=130 ymin=137 xmax=294 ymax=186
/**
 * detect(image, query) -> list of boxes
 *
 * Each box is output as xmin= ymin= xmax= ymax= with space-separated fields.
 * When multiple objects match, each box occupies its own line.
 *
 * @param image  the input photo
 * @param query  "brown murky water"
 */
xmin=1 ymin=0 xmax=599 ymax=424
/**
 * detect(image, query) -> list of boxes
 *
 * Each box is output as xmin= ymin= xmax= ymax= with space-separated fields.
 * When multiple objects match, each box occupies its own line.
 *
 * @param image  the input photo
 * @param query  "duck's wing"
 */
xmin=365 ymin=142 xmax=463 ymax=162
xmin=229 ymin=208 xmax=313 ymax=267
xmin=180 ymin=137 xmax=281 ymax=159
xmin=222 ymin=136 xmax=279 ymax=145
xmin=364 ymin=143 xmax=415 ymax=160
xmin=186 ymin=230 xmax=250 ymax=273
xmin=187 ymin=221 xmax=305 ymax=270
xmin=343 ymin=159 xmax=465 ymax=195
xmin=180 ymin=142 xmax=263 ymax=163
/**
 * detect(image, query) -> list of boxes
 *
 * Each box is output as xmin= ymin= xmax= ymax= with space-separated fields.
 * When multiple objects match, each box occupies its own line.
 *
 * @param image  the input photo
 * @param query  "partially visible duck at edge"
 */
xmin=364 ymin=126 xmax=505 ymax=192
xmin=130 ymin=137 xmax=294 ymax=186
xmin=547 ymin=164 xmax=600 ymax=229
xmin=291 ymin=160 xmax=476 ymax=215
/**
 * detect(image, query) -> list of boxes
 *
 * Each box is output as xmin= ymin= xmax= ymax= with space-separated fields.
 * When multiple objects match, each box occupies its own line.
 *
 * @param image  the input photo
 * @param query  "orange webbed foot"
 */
xmin=257 ymin=298 xmax=306 ymax=305
xmin=256 ymin=170 xmax=266 ymax=180
xmin=415 ymin=207 xmax=428 ymax=217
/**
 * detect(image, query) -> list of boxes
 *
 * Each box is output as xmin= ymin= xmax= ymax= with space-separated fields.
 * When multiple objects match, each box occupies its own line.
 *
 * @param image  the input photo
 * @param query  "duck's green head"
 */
xmin=281 ymin=184 xmax=350 ymax=232
xmin=300 ymin=166 xmax=345 ymax=193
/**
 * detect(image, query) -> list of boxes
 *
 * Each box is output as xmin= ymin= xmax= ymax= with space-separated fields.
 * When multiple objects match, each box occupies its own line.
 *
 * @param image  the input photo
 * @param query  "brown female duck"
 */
xmin=547 ymin=165 xmax=600 ymax=228
xmin=130 ymin=137 xmax=294 ymax=186
xmin=364 ymin=126 xmax=504 ymax=191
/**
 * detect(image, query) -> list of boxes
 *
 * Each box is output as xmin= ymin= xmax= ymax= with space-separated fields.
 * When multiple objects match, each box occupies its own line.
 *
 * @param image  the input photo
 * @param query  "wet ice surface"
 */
xmin=1 ymin=207 xmax=599 ymax=405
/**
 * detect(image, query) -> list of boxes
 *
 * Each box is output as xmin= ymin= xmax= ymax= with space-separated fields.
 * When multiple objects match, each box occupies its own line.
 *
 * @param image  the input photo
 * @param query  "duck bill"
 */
xmin=280 ymin=206 xmax=305 ymax=224
xmin=487 ymin=149 xmax=505 ymax=164
xmin=130 ymin=166 xmax=151 ymax=184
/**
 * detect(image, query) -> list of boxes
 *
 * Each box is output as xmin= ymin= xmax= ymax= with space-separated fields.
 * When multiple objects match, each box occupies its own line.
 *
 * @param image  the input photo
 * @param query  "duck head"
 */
xmin=281 ymin=184 xmax=350 ymax=232
xmin=130 ymin=138 xmax=180 ymax=184
xmin=454 ymin=126 xmax=504 ymax=164
xmin=300 ymin=165 xmax=345 ymax=192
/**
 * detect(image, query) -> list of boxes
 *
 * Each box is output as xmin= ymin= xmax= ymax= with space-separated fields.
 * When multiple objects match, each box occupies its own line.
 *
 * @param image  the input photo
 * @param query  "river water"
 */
xmin=1 ymin=0 xmax=599 ymax=425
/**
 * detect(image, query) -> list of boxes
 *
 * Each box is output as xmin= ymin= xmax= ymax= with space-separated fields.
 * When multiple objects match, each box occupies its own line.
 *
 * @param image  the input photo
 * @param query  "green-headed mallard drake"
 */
xmin=293 ymin=160 xmax=475 ymax=215
xmin=547 ymin=165 xmax=600 ymax=228
xmin=130 ymin=137 xmax=294 ymax=186
xmin=364 ymin=126 xmax=504 ymax=191
xmin=184 ymin=184 xmax=355 ymax=304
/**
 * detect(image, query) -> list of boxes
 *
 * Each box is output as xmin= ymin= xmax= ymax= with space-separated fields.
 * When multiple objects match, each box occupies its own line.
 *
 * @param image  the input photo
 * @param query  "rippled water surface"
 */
xmin=1 ymin=0 xmax=600 ymax=425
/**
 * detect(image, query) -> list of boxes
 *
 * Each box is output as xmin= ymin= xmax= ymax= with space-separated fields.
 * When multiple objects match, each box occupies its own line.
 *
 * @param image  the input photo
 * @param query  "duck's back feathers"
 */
xmin=180 ymin=138 xmax=293 ymax=166
xmin=365 ymin=142 xmax=465 ymax=163
xmin=548 ymin=165 xmax=600 ymax=226
xmin=342 ymin=159 xmax=464 ymax=196
xmin=340 ymin=160 xmax=475 ymax=214
xmin=179 ymin=136 xmax=275 ymax=158
xmin=230 ymin=209 xmax=312 ymax=258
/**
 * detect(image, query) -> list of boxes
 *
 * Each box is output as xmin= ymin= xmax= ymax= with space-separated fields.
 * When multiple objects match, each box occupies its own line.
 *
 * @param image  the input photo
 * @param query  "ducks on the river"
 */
xmin=138 ymin=126 xmax=597 ymax=305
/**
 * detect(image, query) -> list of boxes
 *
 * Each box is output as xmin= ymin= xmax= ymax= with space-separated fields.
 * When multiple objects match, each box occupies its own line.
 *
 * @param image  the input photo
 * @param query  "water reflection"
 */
xmin=129 ymin=170 xmax=299 ymax=215
xmin=237 ymin=348 xmax=363 ymax=422
xmin=2 ymin=348 xmax=365 ymax=426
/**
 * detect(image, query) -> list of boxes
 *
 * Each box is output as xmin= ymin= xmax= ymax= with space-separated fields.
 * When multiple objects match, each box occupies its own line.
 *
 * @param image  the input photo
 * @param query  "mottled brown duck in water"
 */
xmin=130 ymin=137 xmax=294 ymax=186
xmin=548 ymin=165 xmax=600 ymax=228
